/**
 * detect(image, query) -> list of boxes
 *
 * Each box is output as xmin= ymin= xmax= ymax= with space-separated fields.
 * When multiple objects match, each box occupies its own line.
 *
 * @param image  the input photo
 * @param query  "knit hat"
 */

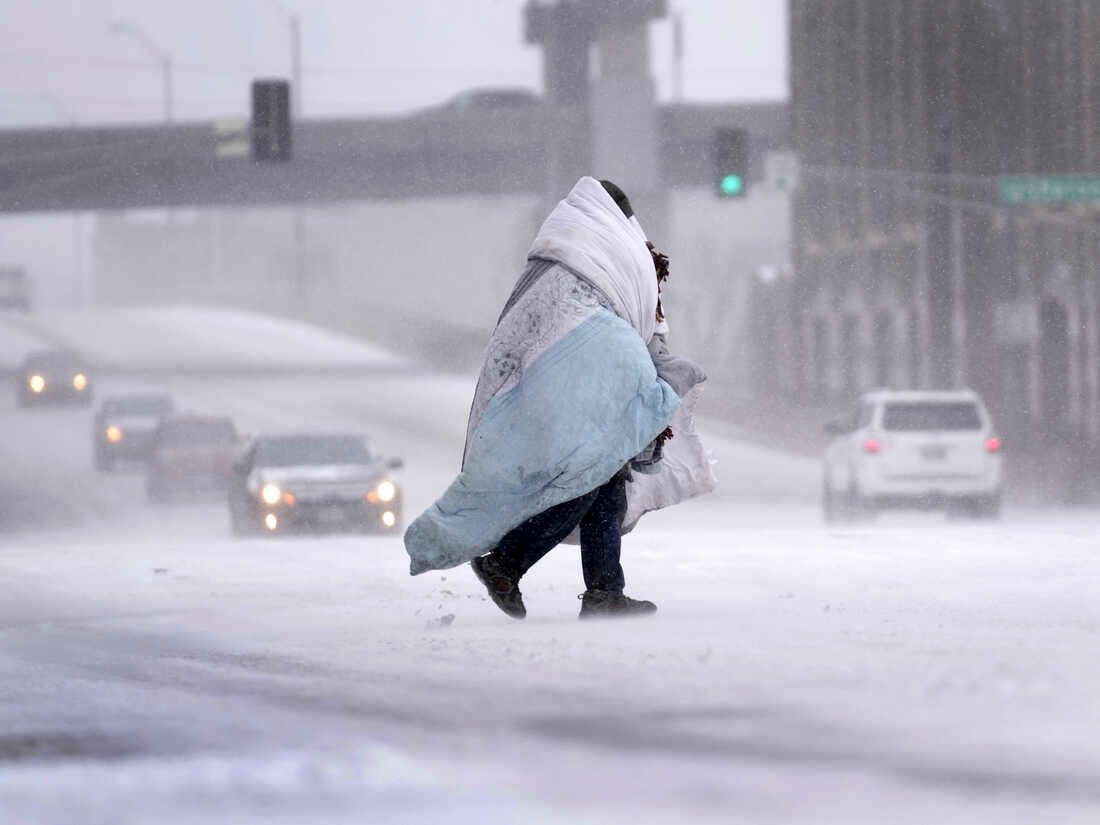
xmin=599 ymin=179 xmax=634 ymax=218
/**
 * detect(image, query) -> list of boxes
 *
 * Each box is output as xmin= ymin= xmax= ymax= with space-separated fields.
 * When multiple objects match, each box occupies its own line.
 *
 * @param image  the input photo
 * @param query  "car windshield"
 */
xmin=106 ymin=397 xmax=174 ymax=416
xmin=26 ymin=353 xmax=82 ymax=371
xmin=882 ymin=402 xmax=982 ymax=431
xmin=255 ymin=436 xmax=375 ymax=467
xmin=158 ymin=419 xmax=237 ymax=447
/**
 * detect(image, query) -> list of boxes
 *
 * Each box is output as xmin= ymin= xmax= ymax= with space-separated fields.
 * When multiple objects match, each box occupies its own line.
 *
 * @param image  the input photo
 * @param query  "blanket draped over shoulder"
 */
xmin=404 ymin=177 xmax=714 ymax=575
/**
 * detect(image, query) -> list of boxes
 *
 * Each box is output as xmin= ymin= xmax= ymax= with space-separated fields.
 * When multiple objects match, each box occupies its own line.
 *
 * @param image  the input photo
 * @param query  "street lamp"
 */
xmin=266 ymin=0 xmax=306 ymax=298
xmin=108 ymin=20 xmax=173 ymax=122
xmin=267 ymin=0 xmax=302 ymax=118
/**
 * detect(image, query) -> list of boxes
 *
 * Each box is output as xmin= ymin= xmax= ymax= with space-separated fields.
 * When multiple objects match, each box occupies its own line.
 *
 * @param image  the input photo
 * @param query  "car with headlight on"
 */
xmin=17 ymin=350 xmax=92 ymax=407
xmin=146 ymin=414 xmax=240 ymax=501
xmin=93 ymin=393 xmax=176 ymax=470
xmin=228 ymin=433 xmax=403 ymax=536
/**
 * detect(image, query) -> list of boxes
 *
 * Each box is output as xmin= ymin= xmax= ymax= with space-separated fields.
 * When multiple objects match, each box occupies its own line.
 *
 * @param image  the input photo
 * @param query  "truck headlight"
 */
xmin=261 ymin=483 xmax=282 ymax=505
xmin=28 ymin=374 xmax=45 ymax=393
xmin=106 ymin=425 xmax=122 ymax=443
xmin=72 ymin=373 xmax=87 ymax=391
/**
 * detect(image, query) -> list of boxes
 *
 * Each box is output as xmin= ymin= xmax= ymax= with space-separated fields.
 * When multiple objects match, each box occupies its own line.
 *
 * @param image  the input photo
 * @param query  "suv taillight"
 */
xmin=863 ymin=438 xmax=881 ymax=454
xmin=985 ymin=436 xmax=1002 ymax=453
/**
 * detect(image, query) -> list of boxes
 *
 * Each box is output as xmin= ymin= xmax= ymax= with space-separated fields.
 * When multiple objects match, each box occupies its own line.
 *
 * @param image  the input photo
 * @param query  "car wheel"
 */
xmin=847 ymin=484 xmax=876 ymax=522
xmin=970 ymin=495 xmax=1002 ymax=520
xmin=229 ymin=506 xmax=256 ymax=537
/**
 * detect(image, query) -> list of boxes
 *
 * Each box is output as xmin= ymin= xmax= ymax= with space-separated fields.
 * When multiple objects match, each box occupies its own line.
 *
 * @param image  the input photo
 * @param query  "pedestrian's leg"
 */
xmin=493 ymin=488 xmax=598 ymax=578
xmin=472 ymin=488 xmax=599 ymax=620
xmin=578 ymin=473 xmax=627 ymax=592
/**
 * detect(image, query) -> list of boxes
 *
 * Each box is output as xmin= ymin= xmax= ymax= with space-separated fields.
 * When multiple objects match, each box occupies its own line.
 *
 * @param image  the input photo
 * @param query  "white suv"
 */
xmin=823 ymin=389 xmax=1003 ymax=520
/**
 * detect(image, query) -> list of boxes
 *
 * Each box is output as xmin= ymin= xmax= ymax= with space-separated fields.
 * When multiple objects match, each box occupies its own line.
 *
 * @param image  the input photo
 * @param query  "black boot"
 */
xmin=471 ymin=554 xmax=526 ymax=620
xmin=578 ymin=589 xmax=657 ymax=619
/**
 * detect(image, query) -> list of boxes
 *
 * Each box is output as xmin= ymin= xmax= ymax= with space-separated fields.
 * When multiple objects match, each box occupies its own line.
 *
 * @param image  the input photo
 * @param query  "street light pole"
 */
xmin=268 ymin=0 xmax=302 ymax=117
xmin=267 ymin=1 xmax=306 ymax=298
xmin=108 ymin=20 xmax=173 ymax=122
xmin=289 ymin=13 xmax=301 ymax=118
xmin=672 ymin=9 xmax=684 ymax=103
xmin=161 ymin=55 xmax=174 ymax=122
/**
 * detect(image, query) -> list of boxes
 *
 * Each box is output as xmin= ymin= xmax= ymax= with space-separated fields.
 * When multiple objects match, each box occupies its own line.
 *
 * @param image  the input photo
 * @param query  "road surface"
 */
xmin=1 ymin=311 xmax=1098 ymax=824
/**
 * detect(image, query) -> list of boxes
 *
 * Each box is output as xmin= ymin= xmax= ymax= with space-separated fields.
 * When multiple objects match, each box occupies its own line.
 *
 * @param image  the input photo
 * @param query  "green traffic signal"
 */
xmin=719 ymin=174 xmax=744 ymax=197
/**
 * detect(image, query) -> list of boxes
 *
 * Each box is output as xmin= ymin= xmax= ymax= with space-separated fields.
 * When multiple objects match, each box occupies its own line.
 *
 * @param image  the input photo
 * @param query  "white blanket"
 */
xmin=528 ymin=177 xmax=659 ymax=344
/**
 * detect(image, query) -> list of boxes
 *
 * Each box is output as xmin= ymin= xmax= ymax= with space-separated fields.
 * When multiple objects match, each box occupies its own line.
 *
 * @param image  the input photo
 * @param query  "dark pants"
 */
xmin=491 ymin=471 xmax=628 ymax=592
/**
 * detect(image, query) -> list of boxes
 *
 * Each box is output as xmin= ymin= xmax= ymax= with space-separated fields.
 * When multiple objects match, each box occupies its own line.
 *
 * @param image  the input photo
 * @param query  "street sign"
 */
xmin=999 ymin=176 xmax=1100 ymax=204
xmin=213 ymin=118 xmax=248 ymax=158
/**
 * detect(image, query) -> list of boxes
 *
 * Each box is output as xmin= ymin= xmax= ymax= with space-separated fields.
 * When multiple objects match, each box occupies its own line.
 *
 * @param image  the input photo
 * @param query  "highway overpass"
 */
xmin=0 ymin=102 xmax=788 ymax=213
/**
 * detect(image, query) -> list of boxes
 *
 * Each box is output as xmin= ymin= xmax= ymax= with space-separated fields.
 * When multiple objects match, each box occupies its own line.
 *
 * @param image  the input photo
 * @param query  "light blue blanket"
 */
xmin=405 ymin=308 xmax=679 ymax=574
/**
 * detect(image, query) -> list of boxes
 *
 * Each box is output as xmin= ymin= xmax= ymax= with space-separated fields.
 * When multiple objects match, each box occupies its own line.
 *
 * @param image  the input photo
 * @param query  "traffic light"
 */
xmin=251 ymin=79 xmax=292 ymax=162
xmin=713 ymin=127 xmax=749 ymax=198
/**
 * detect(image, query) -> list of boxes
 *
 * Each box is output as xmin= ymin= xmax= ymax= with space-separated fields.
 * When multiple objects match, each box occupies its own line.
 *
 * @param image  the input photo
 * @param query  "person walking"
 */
xmin=403 ymin=177 xmax=714 ymax=619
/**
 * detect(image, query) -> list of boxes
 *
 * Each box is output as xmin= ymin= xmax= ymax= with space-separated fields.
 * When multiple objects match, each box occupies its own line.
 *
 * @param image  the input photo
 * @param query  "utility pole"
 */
xmin=926 ymin=112 xmax=957 ymax=389
xmin=268 ymin=0 xmax=302 ymax=116
xmin=161 ymin=55 xmax=174 ymax=123
xmin=290 ymin=13 xmax=302 ymax=117
xmin=672 ymin=9 xmax=683 ymax=102
xmin=267 ymin=1 xmax=306 ymax=297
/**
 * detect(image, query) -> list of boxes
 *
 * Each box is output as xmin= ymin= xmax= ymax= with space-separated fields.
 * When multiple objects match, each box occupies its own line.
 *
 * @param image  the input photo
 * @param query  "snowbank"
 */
xmin=0 ymin=315 xmax=57 ymax=370
xmin=13 ymin=306 xmax=405 ymax=372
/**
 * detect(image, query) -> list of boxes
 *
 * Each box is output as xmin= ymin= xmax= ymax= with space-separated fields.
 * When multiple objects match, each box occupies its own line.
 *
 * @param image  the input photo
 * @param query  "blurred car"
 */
xmin=0 ymin=266 xmax=30 ymax=312
xmin=823 ymin=389 xmax=1003 ymax=520
xmin=93 ymin=393 xmax=176 ymax=471
xmin=17 ymin=350 xmax=92 ymax=407
xmin=412 ymin=87 xmax=542 ymax=120
xmin=146 ymin=414 xmax=239 ymax=501
xmin=443 ymin=87 xmax=541 ymax=110
xmin=228 ymin=433 xmax=403 ymax=536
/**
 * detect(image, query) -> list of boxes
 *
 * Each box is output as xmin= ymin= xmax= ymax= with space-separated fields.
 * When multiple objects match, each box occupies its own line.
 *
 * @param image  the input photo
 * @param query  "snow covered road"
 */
xmin=1 ymin=316 xmax=1099 ymax=824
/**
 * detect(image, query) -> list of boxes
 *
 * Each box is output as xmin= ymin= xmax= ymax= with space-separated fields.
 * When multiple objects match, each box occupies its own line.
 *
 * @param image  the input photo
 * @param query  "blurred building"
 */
xmin=788 ymin=0 xmax=1100 ymax=458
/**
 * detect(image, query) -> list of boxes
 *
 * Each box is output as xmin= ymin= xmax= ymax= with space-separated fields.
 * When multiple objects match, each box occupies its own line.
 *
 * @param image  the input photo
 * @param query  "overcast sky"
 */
xmin=0 ymin=0 xmax=787 ymax=127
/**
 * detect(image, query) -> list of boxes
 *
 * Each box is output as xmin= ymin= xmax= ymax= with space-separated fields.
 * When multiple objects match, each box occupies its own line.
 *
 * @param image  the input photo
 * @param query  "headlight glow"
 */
xmin=264 ymin=513 xmax=278 ymax=531
xmin=28 ymin=374 xmax=45 ymax=393
xmin=261 ymin=483 xmax=282 ymax=505
xmin=106 ymin=425 xmax=122 ymax=443
xmin=381 ymin=511 xmax=396 ymax=528
xmin=377 ymin=481 xmax=396 ymax=502
xmin=72 ymin=373 xmax=87 ymax=391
